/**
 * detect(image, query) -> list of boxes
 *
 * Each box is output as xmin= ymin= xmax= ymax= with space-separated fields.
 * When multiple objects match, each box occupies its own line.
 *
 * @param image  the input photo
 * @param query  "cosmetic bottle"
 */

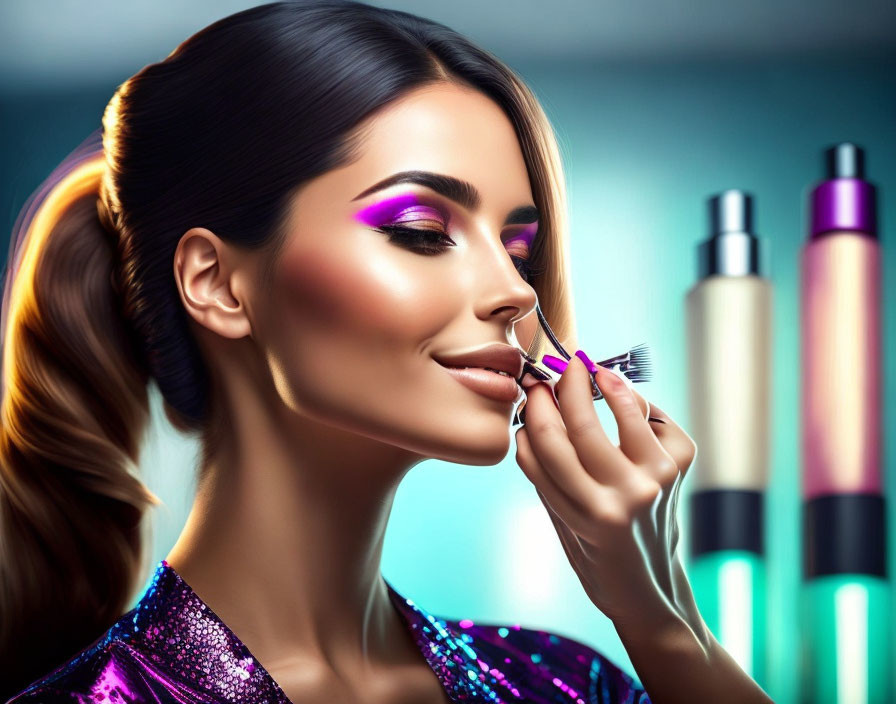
xmin=685 ymin=190 xmax=771 ymax=690
xmin=799 ymin=143 xmax=891 ymax=703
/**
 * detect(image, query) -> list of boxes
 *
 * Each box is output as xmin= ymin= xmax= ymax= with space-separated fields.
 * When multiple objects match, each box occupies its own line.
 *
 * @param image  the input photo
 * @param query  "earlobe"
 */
xmin=173 ymin=227 xmax=253 ymax=340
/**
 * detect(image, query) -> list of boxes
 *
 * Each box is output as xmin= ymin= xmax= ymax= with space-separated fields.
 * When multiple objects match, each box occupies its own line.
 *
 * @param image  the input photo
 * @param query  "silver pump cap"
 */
xmin=697 ymin=190 xmax=763 ymax=278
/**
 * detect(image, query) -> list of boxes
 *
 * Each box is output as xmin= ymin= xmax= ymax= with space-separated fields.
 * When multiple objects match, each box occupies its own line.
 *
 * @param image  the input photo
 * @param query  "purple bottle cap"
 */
xmin=810 ymin=143 xmax=877 ymax=239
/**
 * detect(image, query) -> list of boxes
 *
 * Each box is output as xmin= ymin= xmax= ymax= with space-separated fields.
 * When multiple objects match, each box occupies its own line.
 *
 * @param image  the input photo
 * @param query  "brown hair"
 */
xmin=0 ymin=1 xmax=575 ymax=696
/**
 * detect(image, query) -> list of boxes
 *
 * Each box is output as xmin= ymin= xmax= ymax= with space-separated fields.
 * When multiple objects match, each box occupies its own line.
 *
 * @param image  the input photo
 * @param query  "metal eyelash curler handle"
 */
xmin=512 ymin=301 xmax=653 ymax=406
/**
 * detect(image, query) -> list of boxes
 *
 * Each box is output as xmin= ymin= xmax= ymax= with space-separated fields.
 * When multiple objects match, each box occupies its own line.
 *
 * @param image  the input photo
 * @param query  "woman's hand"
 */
xmin=514 ymin=354 xmax=775 ymax=703
xmin=513 ymin=352 xmax=702 ymax=642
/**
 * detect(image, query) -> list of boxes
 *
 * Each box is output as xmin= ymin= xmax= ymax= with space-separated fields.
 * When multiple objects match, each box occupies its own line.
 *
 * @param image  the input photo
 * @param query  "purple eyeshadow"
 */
xmin=354 ymin=191 xmax=539 ymax=250
xmin=354 ymin=193 xmax=445 ymax=227
xmin=504 ymin=221 xmax=539 ymax=249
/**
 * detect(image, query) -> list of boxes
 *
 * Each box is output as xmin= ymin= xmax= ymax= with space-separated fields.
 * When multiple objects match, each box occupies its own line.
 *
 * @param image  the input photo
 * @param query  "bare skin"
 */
xmin=165 ymin=81 xmax=772 ymax=703
xmin=165 ymin=81 xmax=536 ymax=704
xmin=517 ymin=363 xmax=774 ymax=703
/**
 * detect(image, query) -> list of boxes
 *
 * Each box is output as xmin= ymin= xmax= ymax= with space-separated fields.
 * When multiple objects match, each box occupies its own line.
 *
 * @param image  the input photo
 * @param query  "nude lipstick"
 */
xmin=439 ymin=366 xmax=523 ymax=403
xmin=434 ymin=342 xmax=525 ymax=403
xmin=799 ymin=143 xmax=891 ymax=703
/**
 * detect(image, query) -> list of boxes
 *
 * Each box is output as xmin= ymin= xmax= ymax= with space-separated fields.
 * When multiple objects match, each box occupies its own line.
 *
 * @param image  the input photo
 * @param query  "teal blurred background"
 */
xmin=1 ymin=3 xmax=894 ymax=703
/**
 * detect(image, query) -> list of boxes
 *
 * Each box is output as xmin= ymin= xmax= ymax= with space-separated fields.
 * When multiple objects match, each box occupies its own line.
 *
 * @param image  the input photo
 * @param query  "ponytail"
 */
xmin=0 ymin=1 xmax=583 ymax=695
xmin=0 ymin=157 xmax=160 ymax=699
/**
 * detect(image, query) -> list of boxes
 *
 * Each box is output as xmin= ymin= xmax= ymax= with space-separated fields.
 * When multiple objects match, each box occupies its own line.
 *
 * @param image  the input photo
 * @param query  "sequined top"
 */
xmin=5 ymin=559 xmax=650 ymax=703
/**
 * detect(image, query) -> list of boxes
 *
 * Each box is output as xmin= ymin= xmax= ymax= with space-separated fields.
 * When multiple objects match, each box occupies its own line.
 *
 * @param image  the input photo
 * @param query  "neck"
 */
xmin=165 ymin=373 xmax=425 ymax=682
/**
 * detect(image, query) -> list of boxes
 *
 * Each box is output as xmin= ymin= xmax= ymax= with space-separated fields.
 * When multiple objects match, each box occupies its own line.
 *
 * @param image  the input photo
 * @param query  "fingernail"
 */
xmin=541 ymin=354 xmax=568 ymax=374
xmin=574 ymin=349 xmax=599 ymax=374
xmin=520 ymin=372 xmax=540 ymax=389
xmin=596 ymin=363 xmax=623 ymax=387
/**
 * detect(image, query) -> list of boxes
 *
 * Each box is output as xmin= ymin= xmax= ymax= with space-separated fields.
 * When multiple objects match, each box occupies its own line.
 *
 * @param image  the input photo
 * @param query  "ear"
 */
xmin=173 ymin=227 xmax=252 ymax=340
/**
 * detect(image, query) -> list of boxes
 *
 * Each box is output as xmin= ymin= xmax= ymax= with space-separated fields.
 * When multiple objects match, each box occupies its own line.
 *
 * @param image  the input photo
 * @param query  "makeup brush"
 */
xmin=510 ymin=300 xmax=652 ymax=425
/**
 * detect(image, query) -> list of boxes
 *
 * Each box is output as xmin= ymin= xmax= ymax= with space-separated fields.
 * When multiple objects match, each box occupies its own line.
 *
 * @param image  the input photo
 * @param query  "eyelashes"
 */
xmin=513 ymin=254 xmax=547 ymax=282
xmin=374 ymin=223 xmax=545 ymax=282
xmin=375 ymin=224 xmax=454 ymax=255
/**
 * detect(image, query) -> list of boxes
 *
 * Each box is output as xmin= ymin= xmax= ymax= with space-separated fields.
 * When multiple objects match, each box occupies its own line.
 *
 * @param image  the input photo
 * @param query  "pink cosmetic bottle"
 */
xmin=799 ymin=143 xmax=891 ymax=703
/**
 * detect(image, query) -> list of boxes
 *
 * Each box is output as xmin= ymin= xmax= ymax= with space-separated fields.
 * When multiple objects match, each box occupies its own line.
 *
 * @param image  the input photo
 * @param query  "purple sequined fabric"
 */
xmin=5 ymin=560 xmax=650 ymax=703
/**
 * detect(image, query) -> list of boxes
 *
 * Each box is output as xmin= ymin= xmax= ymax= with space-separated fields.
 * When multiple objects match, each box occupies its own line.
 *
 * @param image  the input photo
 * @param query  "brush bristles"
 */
xmin=595 ymin=343 xmax=652 ymax=384
xmin=622 ymin=343 xmax=652 ymax=383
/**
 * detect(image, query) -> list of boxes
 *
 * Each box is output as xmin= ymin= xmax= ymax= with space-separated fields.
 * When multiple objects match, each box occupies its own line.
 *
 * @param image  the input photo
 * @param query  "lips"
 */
xmin=432 ymin=343 xmax=525 ymax=404
xmin=432 ymin=343 xmax=524 ymax=379
xmin=437 ymin=366 xmax=523 ymax=403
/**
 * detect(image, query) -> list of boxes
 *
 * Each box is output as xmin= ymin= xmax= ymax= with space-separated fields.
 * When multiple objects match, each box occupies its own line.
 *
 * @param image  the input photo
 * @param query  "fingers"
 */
xmin=590 ymin=360 xmax=674 ymax=474
xmin=515 ymin=425 xmax=618 ymax=539
xmin=516 ymin=353 xmax=697 ymax=550
xmin=537 ymin=489 xmax=588 ymax=569
xmin=631 ymin=391 xmax=698 ymax=479
xmin=553 ymin=355 xmax=629 ymax=485
xmin=519 ymin=382 xmax=617 ymax=500
xmin=626 ymin=390 xmax=691 ymax=576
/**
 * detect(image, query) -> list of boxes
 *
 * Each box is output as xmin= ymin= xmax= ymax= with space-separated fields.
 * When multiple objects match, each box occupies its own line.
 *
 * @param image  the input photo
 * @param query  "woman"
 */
xmin=0 ymin=2 xmax=772 ymax=702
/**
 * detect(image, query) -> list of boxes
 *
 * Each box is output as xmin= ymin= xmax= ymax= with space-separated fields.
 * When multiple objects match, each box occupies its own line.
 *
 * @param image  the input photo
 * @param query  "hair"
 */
xmin=0 ymin=0 xmax=575 ymax=696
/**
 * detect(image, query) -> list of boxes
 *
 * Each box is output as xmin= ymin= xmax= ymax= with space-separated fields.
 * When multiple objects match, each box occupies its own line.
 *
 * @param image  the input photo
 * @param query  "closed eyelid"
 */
xmin=354 ymin=188 xmax=537 ymax=227
xmin=502 ymin=221 xmax=539 ymax=248
xmin=390 ymin=204 xmax=446 ymax=225
xmin=354 ymin=192 xmax=450 ymax=227
xmin=355 ymin=189 xmax=540 ymax=265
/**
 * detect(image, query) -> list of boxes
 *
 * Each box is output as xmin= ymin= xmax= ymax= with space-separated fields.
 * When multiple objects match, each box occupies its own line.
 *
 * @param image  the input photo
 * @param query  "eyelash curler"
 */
xmin=510 ymin=299 xmax=652 ymax=423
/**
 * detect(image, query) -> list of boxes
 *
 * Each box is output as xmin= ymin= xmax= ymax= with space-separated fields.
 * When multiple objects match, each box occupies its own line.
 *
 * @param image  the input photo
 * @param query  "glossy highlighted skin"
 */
xmin=0 ymin=4 xmax=598 ymax=701
xmin=0 ymin=3 xmax=771 ymax=699
xmin=163 ymin=82 xmax=558 ymax=702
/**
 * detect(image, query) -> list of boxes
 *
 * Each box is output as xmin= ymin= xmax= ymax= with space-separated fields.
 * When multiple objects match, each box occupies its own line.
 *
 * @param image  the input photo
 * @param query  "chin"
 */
xmin=375 ymin=383 xmax=519 ymax=464
xmin=426 ymin=420 xmax=513 ymax=466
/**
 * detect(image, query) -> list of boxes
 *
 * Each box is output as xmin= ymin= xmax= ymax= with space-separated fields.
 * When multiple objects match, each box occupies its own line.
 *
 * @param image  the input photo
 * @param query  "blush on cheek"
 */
xmin=274 ymin=245 xmax=428 ymax=332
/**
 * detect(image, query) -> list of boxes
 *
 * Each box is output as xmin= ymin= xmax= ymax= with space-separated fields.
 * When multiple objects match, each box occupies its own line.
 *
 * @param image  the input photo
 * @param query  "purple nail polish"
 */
xmin=574 ymin=349 xmax=599 ymax=373
xmin=541 ymin=354 xmax=568 ymax=374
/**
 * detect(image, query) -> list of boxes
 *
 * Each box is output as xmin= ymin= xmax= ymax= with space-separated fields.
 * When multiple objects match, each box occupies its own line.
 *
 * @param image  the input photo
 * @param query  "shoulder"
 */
xmin=440 ymin=615 xmax=652 ymax=704
xmin=4 ymin=637 xmax=104 ymax=703
xmin=4 ymin=619 xmax=180 ymax=704
xmin=4 ymin=638 xmax=150 ymax=704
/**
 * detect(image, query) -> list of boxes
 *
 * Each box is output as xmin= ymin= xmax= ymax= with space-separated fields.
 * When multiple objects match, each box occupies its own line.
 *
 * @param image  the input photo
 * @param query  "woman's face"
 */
xmin=254 ymin=82 xmax=541 ymax=465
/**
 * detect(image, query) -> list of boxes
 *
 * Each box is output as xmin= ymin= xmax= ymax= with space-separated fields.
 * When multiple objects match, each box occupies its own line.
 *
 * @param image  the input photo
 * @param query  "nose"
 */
xmin=473 ymin=235 xmax=538 ymax=327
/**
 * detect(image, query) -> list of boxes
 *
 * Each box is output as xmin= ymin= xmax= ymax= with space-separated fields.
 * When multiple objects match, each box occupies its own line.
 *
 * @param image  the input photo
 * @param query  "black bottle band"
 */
xmin=803 ymin=493 xmax=887 ymax=578
xmin=690 ymin=489 xmax=764 ymax=558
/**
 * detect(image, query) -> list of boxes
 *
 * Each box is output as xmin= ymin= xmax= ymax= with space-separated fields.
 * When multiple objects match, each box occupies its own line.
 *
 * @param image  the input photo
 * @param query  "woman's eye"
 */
xmin=375 ymin=224 xmax=545 ymax=283
xmin=505 ymin=236 xmax=544 ymax=284
xmin=510 ymin=254 xmax=546 ymax=283
xmin=375 ymin=224 xmax=456 ymax=255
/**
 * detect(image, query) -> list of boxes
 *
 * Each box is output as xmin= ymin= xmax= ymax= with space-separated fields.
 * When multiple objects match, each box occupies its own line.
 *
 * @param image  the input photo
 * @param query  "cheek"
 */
xmin=262 ymin=241 xmax=474 ymax=441
xmin=273 ymin=242 xmax=452 ymax=344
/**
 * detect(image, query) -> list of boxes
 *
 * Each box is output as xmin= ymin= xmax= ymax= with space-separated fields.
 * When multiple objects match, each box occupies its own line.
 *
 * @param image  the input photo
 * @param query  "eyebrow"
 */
xmin=351 ymin=170 xmax=540 ymax=225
